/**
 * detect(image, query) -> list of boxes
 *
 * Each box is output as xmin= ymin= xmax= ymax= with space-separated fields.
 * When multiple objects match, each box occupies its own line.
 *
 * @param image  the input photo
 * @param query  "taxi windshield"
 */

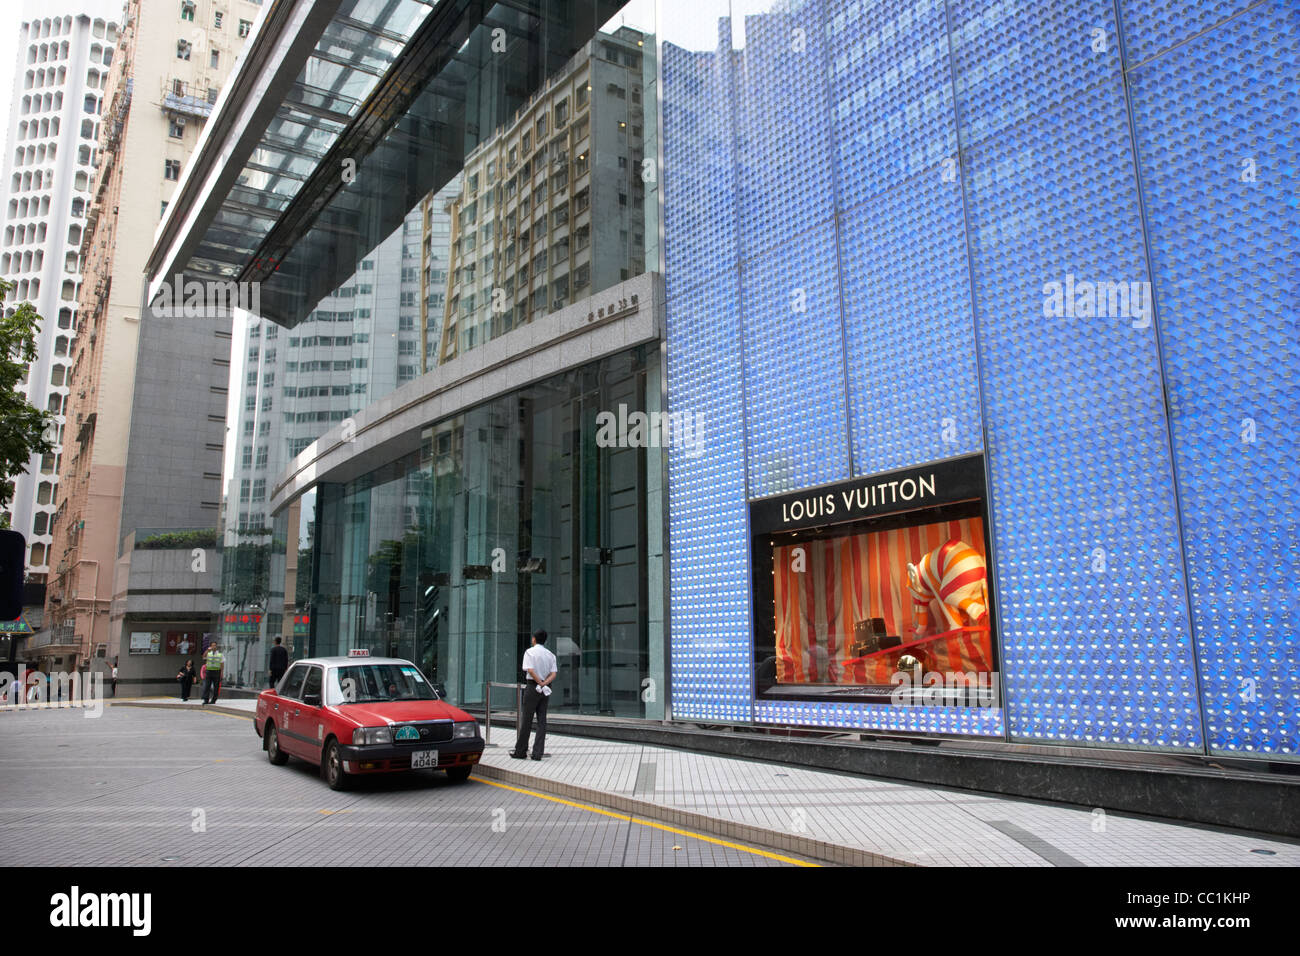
xmin=332 ymin=664 xmax=438 ymax=704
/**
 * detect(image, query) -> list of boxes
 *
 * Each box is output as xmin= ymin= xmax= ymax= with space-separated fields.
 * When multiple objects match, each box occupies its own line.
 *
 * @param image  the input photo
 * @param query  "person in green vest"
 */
xmin=201 ymin=642 xmax=225 ymax=705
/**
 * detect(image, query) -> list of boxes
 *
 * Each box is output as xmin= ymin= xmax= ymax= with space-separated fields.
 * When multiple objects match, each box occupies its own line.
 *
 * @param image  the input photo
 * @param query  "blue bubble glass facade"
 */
xmin=661 ymin=0 xmax=1298 ymax=757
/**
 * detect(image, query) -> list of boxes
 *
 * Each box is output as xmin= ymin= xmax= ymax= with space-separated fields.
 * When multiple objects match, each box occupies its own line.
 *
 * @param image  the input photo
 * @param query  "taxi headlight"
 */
xmin=453 ymin=720 xmax=479 ymax=739
xmin=353 ymin=726 xmax=392 ymax=746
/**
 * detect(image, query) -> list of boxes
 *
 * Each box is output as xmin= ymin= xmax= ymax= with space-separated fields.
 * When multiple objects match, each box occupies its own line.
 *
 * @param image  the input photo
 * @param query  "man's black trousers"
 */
xmin=202 ymin=673 xmax=221 ymax=704
xmin=513 ymin=684 xmax=549 ymax=758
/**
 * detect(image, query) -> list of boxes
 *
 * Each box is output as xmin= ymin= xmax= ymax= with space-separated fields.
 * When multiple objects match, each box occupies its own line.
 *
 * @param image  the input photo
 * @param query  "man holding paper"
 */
xmin=511 ymin=629 xmax=557 ymax=761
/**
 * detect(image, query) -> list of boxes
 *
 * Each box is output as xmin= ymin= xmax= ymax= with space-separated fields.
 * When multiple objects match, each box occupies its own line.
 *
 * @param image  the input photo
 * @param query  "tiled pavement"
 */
xmin=0 ymin=705 xmax=800 ymax=867
xmin=107 ymin=698 xmax=1300 ymax=867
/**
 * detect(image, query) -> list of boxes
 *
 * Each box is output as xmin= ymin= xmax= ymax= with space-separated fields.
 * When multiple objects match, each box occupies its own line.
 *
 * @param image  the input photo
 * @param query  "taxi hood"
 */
xmin=333 ymin=699 xmax=473 ymax=726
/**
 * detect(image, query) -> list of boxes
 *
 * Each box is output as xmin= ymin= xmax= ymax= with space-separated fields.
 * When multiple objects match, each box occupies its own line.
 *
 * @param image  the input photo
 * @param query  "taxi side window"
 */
xmin=301 ymin=666 xmax=323 ymax=702
xmin=280 ymin=664 xmax=307 ymax=700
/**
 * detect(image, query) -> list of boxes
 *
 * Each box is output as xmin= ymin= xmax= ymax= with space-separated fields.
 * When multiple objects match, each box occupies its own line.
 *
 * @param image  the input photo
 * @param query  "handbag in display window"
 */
xmin=851 ymin=619 xmax=881 ymax=657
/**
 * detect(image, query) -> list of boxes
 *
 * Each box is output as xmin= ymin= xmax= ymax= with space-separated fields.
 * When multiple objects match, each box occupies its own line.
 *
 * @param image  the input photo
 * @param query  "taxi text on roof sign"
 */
xmin=348 ymin=648 xmax=370 ymax=657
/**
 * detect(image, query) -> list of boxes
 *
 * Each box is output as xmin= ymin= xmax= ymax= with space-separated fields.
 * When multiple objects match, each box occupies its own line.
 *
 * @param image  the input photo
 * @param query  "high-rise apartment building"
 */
xmin=0 ymin=3 xmax=121 ymax=586
xmin=437 ymin=27 xmax=649 ymax=364
xmin=42 ymin=0 xmax=262 ymax=675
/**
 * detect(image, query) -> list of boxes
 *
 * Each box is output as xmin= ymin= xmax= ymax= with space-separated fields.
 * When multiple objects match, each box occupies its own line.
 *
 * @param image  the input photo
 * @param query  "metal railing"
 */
xmin=482 ymin=681 xmax=524 ymax=747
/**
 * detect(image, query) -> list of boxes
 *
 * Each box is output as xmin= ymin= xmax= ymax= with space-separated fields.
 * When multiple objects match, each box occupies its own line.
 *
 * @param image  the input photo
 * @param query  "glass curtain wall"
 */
xmin=284 ymin=346 xmax=663 ymax=718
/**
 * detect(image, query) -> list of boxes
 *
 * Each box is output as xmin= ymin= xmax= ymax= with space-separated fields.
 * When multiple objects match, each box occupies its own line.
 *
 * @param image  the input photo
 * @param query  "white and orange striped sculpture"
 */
xmin=906 ymin=539 xmax=989 ymax=639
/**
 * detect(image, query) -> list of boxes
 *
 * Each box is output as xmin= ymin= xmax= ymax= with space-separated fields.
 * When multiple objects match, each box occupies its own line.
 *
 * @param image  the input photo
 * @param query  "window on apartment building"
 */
xmin=244 ymin=396 xmax=255 ymax=412
xmin=207 ymin=87 xmax=218 ymax=104
xmin=239 ymin=20 xmax=252 ymax=38
xmin=576 ymin=84 xmax=588 ymax=108
xmin=181 ymin=1 xmax=195 ymax=22
xmin=169 ymin=117 xmax=185 ymax=138
xmin=173 ymin=78 xmax=186 ymax=96
xmin=214 ymin=11 xmax=223 ymax=28
xmin=160 ymin=200 xmax=168 ymax=218
xmin=210 ymin=49 xmax=219 ymax=68
xmin=164 ymin=159 xmax=181 ymax=180
xmin=255 ymin=447 xmax=268 ymax=469
xmin=241 ymin=445 xmax=253 ymax=465
xmin=177 ymin=39 xmax=191 ymax=60
xmin=555 ymin=99 xmax=568 ymax=126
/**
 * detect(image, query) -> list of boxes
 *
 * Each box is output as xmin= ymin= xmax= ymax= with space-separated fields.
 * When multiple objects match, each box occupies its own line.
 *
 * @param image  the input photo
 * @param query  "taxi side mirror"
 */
xmin=302 ymin=692 xmax=322 ymax=707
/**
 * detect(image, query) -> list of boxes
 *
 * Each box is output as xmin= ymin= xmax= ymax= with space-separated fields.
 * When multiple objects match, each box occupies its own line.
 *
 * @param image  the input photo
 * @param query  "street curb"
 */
xmin=472 ymin=761 xmax=916 ymax=868
xmin=111 ymin=701 xmax=253 ymax=720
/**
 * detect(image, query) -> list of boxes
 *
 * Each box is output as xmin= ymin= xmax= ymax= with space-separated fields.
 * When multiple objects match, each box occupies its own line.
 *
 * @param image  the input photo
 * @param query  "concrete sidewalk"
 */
xmin=110 ymin=698 xmax=1300 ymax=867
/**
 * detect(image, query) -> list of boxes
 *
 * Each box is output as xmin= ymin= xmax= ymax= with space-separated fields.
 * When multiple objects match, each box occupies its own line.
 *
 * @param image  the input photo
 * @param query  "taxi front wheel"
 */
xmin=266 ymin=723 xmax=289 ymax=766
xmin=324 ymin=740 xmax=351 ymax=791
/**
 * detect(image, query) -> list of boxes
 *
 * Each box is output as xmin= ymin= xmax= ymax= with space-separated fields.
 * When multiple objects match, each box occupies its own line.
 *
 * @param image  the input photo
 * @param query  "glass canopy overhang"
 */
xmin=148 ymin=0 xmax=627 ymax=326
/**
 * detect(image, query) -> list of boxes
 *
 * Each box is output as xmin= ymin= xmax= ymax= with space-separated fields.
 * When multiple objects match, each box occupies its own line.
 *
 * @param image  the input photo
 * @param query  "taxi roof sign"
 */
xmin=347 ymin=648 xmax=370 ymax=657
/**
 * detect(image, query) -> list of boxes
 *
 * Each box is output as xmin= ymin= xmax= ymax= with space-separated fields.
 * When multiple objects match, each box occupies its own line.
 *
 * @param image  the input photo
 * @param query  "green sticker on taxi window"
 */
xmin=402 ymin=666 xmax=425 ymax=682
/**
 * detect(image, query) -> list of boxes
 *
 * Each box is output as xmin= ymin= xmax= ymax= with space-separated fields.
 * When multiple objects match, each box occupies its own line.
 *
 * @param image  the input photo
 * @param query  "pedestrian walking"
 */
xmin=110 ymin=664 xmax=118 ymax=698
xmin=176 ymin=660 xmax=197 ymax=702
xmin=511 ymin=629 xmax=557 ymax=761
xmin=201 ymin=643 xmax=225 ymax=705
xmin=268 ymin=636 xmax=288 ymax=688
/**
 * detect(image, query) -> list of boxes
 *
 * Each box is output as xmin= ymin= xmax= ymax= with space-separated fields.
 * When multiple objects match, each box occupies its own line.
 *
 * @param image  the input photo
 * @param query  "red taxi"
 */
xmin=254 ymin=651 xmax=483 ymax=790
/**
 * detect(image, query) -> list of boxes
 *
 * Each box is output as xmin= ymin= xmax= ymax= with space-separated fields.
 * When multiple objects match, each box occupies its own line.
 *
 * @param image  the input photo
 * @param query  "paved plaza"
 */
xmin=1 ymin=698 xmax=1293 ymax=867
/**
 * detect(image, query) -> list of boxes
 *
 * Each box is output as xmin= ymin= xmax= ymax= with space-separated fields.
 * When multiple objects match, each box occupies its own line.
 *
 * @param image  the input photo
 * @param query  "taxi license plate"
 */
xmin=411 ymin=750 xmax=439 ymax=769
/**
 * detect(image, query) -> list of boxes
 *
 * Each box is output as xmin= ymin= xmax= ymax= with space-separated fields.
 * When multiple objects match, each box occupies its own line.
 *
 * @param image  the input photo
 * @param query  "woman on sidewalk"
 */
xmin=177 ymin=660 xmax=198 ymax=702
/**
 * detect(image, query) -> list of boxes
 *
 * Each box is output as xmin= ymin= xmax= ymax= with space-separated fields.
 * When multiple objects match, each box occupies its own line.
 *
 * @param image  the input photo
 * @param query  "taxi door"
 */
xmin=290 ymin=664 xmax=327 ymax=766
xmin=268 ymin=664 xmax=308 ymax=756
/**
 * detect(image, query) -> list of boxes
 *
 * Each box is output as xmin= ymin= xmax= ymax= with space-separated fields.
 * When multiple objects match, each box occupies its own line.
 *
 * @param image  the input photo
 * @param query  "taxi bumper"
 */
xmin=339 ymin=735 xmax=484 ymax=773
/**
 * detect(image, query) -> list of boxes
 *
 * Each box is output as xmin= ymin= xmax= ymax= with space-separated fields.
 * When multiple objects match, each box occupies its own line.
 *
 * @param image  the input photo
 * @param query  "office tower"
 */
xmin=41 ymin=0 xmax=262 ymax=676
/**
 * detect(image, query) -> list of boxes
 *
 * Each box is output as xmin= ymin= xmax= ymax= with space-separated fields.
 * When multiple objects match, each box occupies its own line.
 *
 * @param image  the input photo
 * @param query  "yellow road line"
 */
xmin=472 ymin=776 xmax=819 ymax=867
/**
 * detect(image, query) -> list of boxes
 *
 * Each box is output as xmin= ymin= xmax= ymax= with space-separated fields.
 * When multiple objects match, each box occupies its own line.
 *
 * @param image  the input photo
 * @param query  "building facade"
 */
xmin=0 ymin=3 xmax=120 ymax=589
xmin=660 ymin=0 xmax=1298 ymax=759
xmin=144 ymin=0 xmax=1295 ymax=776
xmin=438 ymin=27 xmax=649 ymax=364
xmin=43 ymin=0 xmax=263 ymax=678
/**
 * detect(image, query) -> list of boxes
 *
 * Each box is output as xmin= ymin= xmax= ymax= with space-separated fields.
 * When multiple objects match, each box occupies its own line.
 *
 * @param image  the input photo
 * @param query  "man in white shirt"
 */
xmin=511 ymin=629 xmax=557 ymax=760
